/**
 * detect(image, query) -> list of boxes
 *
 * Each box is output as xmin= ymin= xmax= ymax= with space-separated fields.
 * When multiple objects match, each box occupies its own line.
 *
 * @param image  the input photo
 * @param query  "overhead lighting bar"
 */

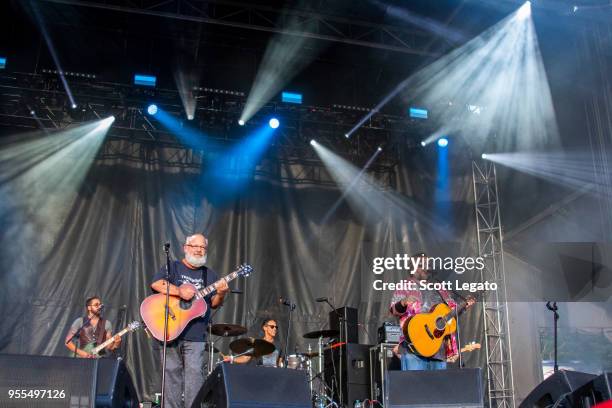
xmin=193 ymin=87 xmax=245 ymax=97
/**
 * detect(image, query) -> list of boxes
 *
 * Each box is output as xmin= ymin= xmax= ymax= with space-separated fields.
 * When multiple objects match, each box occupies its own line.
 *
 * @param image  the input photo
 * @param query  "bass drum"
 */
xmin=285 ymin=354 xmax=309 ymax=370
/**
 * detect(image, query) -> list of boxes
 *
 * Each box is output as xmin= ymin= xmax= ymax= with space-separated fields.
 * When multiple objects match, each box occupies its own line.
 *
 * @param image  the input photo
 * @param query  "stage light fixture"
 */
xmin=421 ymin=141 xmax=427 ymax=147
xmin=572 ymin=5 xmax=578 ymax=12
xmin=238 ymin=119 xmax=245 ymax=126
xmin=30 ymin=110 xmax=36 ymax=116
xmin=187 ymin=114 xmax=194 ymax=121
xmin=134 ymin=74 xmax=157 ymax=87
xmin=481 ymin=153 xmax=488 ymax=159
xmin=269 ymin=118 xmax=280 ymax=129
xmin=281 ymin=91 xmax=303 ymax=104
xmin=0 ymin=57 xmax=6 ymax=69
xmin=377 ymin=146 xmax=382 ymax=152
xmin=147 ymin=104 xmax=158 ymax=116
xmin=437 ymin=138 xmax=449 ymax=147
xmin=310 ymin=139 xmax=316 ymax=146
xmin=71 ymin=103 xmax=77 ymax=109
xmin=409 ymin=107 xmax=428 ymax=119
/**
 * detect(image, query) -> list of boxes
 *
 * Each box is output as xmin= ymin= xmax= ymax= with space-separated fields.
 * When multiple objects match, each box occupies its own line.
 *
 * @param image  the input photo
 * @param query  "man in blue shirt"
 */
xmin=151 ymin=233 xmax=229 ymax=408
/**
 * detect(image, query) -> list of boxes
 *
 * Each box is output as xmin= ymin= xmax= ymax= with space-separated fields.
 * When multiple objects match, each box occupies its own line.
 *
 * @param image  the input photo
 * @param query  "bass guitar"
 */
xmin=140 ymin=264 xmax=253 ymax=341
xmin=402 ymin=296 xmax=475 ymax=358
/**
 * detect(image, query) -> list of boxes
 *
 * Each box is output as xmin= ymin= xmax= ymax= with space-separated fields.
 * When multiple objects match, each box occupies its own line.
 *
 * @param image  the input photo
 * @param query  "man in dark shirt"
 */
xmin=224 ymin=318 xmax=281 ymax=367
xmin=151 ymin=233 xmax=229 ymax=408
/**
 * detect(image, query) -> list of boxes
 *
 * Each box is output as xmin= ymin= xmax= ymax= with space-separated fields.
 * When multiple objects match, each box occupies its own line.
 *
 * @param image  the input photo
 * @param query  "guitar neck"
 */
xmin=92 ymin=326 xmax=129 ymax=354
xmin=197 ymin=270 xmax=240 ymax=298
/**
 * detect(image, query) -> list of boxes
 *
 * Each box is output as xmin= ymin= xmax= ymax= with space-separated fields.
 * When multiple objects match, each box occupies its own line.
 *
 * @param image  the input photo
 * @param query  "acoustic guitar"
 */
xmin=140 ymin=264 xmax=253 ymax=341
xmin=402 ymin=296 xmax=475 ymax=358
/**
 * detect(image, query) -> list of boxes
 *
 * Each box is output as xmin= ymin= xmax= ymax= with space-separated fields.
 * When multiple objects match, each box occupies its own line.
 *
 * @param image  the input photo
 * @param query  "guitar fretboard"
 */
xmin=197 ymin=271 xmax=239 ymax=298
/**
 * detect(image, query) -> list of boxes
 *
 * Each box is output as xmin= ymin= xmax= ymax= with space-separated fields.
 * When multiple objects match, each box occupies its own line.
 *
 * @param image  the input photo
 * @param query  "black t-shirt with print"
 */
xmin=152 ymin=260 xmax=218 ymax=342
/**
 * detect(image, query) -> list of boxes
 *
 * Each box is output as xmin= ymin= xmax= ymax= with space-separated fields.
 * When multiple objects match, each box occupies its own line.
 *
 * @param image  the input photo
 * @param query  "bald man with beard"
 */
xmin=151 ymin=233 xmax=229 ymax=408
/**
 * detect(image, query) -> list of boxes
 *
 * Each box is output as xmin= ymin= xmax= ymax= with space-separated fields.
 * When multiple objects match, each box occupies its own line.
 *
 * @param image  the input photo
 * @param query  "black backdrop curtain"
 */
xmin=0 ymin=138 xmax=482 ymax=401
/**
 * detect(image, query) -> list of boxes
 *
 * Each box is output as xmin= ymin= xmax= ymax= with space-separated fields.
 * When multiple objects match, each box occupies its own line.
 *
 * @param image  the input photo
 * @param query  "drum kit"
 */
xmin=206 ymin=323 xmax=342 ymax=408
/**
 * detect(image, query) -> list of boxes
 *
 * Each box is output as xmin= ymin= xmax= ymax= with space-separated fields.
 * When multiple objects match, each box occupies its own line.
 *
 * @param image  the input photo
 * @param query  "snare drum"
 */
xmin=286 ymin=354 xmax=309 ymax=370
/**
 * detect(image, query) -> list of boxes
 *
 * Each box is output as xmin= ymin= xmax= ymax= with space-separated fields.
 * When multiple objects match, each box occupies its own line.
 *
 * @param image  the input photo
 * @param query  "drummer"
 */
xmin=225 ymin=318 xmax=282 ymax=367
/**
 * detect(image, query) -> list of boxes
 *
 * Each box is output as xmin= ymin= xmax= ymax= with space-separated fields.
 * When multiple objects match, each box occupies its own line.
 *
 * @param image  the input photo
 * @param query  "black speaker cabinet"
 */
xmin=385 ymin=368 xmax=484 ymax=408
xmin=0 ymin=354 xmax=138 ymax=408
xmin=329 ymin=306 xmax=359 ymax=343
xmin=519 ymin=370 xmax=597 ymax=408
xmin=191 ymin=362 xmax=311 ymax=408
xmin=324 ymin=343 xmax=372 ymax=406
xmin=568 ymin=372 xmax=612 ymax=408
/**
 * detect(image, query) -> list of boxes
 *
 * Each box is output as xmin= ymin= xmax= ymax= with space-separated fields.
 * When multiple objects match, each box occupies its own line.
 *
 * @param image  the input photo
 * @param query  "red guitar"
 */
xmin=140 ymin=264 xmax=253 ymax=341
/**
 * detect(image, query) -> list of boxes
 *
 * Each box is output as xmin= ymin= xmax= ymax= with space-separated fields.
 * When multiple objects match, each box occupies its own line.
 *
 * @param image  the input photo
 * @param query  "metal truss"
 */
xmin=0 ymin=71 xmax=420 ymax=186
xmin=37 ymin=0 xmax=442 ymax=56
xmin=472 ymin=161 xmax=516 ymax=408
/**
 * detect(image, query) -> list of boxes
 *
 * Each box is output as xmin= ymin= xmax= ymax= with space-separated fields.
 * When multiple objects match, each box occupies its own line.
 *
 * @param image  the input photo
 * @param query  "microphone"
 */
xmin=99 ymin=304 xmax=105 ymax=310
xmin=119 ymin=305 xmax=127 ymax=311
xmin=163 ymin=242 xmax=170 ymax=251
xmin=315 ymin=297 xmax=328 ymax=303
xmin=279 ymin=297 xmax=292 ymax=307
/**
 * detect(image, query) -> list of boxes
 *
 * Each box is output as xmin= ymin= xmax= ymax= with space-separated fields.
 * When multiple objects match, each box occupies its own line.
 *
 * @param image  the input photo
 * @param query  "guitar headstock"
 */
xmin=236 ymin=264 xmax=253 ymax=278
xmin=461 ymin=342 xmax=481 ymax=352
xmin=128 ymin=321 xmax=141 ymax=332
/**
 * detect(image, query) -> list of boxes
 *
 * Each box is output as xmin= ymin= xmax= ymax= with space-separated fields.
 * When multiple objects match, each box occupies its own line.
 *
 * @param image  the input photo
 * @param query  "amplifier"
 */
xmin=378 ymin=322 xmax=402 ymax=344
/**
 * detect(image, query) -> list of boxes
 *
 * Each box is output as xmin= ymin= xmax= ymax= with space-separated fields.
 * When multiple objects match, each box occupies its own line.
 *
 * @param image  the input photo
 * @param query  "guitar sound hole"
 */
xmin=179 ymin=299 xmax=192 ymax=310
xmin=435 ymin=317 xmax=446 ymax=331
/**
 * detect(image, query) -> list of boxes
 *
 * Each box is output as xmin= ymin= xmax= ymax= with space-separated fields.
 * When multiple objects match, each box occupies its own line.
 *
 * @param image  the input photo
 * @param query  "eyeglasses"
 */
xmin=186 ymin=245 xmax=207 ymax=250
xmin=90 ymin=303 xmax=102 ymax=307
xmin=266 ymin=325 xmax=278 ymax=329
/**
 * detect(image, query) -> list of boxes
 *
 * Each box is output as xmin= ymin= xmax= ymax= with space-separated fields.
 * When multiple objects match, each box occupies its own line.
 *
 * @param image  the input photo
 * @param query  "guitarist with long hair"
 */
xmin=150 ymin=233 xmax=229 ymax=408
xmin=389 ymin=253 xmax=475 ymax=370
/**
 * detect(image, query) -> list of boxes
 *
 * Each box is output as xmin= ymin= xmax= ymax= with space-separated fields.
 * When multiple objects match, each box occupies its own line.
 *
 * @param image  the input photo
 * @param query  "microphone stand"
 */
xmin=546 ymin=302 xmax=559 ymax=372
xmin=323 ymin=299 xmax=344 ymax=407
xmin=160 ymin=243 xmax=172 ymax=408
xmin=283 ymin=301 xmax=296 ymax=368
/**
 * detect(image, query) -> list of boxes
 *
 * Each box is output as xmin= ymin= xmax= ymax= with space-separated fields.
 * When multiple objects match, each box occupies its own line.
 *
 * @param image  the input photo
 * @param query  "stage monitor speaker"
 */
xmin=569 ymin=372 xmax=612 ymax=408
xmin=324 ymin=344 xmax=372 ymax=406
xmin=191 ymin=362 xmax=311 ymax=408
xmin=0 ymin=354 xmax=138 ymax=408
xmin=519 ymin=370 xmax=597 ymax=408
xmin=329 ymin=306 xmax=359 ymax=343
xmin=385 ymin=368 xmax=484 ymax=408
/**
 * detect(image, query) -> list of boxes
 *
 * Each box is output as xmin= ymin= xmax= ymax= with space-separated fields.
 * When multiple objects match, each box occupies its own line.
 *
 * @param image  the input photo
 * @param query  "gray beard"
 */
xmin=185 ymin=253 xmax=207 ymax=268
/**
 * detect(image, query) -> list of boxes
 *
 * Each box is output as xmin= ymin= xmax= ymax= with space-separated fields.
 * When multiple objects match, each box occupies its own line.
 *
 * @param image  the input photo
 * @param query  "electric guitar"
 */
xmin=83 ymin=321 xmax=141 ymax=357
xmin=446 ymin=342 xmax=481 ymax=363
xmin=140 ymin=264 xmax=253 ymax=342
xmin=402 ymin=296 xmax=476 ymax=358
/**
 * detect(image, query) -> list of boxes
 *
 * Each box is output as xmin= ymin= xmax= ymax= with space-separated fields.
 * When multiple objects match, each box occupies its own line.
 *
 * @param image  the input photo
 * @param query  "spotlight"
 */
xmin=71 ymin=103 xmax=77 ymax=109
xmin=238 ymin=119 xmax=245 ymax=126
xmin=310 ymin=139 xmax=316 ymax=146
xmin=344 ymin=133 xmax=349 ymax=138
xmin=147 ymin=104 xmax=158 ymax=116
xmin=481 ymin=153 xmax=488 ymax=159
xmin=187 ymin=114 xmax=194 ymax=121
xmin=437 ymin=138 xmax=449 ymax=147
xmin=572 ymin=5 xmax=578 ymax=12
xmin=420 ymin=141 xmax=426 ymax=147
xmin=377 ymin=146 xmax=382 ymax=152
xmin=517 ymin=1 xmax=531 ymax=20
xmin=30 ymin=110 xmax=35 ymax=116
xmin=269 ymin=118 xmax=280 ymax=129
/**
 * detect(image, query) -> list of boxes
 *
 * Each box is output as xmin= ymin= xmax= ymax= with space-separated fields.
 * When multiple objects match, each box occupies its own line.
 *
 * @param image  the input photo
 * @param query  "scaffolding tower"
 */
xmin=472 ymin=161 xmax=516 ymax=408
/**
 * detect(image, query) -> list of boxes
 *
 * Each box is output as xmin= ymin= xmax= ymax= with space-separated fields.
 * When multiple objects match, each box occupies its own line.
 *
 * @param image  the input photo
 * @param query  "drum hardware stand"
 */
xmin=546 ymin=301 xmax=559 ymax=372
xmin=280 ymin=298 xmax=296 ymax=368
xmin=322 ymin=299 xmax=344 ymax=407
xmin=206 ymin=308 xmax=222 ymax=375
xmin=311 ymin=335 xmax=338 ymax=408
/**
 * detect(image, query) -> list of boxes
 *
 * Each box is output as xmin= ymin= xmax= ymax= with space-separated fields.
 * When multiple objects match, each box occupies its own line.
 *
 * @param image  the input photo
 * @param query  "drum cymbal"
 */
xmin=211 ymin=324 xmax=247 ymax=337
xmin=302 ymin=329 xmax=339 ymax=339
xmin=229 ymin=337 xmax=275 ymax=358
